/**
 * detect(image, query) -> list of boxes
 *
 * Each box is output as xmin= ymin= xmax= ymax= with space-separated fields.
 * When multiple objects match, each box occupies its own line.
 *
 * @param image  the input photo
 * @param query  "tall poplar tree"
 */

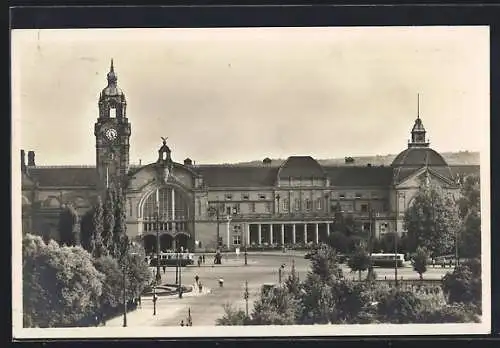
xmin=113 ymin=185 xmax=128 ymax=259
xmin=91 ymin=196 xmax=106 ymax=258
xmin=102 ymin=188 xmax=115 ymax=256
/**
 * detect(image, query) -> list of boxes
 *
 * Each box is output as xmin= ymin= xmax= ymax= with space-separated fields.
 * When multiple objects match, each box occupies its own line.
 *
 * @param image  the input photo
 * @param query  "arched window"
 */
xmin=142 ymin=187 xmax=190 ymax=233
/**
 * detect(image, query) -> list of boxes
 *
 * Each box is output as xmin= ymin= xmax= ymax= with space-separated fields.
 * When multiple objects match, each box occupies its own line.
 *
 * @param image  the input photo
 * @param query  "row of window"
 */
xmin=222 ymin=192 xmax=382 ymax=201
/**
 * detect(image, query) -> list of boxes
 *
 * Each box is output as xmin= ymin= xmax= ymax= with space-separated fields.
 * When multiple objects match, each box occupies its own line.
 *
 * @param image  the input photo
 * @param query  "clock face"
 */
xmin=105 ymin=128 xmax=118 ymax=141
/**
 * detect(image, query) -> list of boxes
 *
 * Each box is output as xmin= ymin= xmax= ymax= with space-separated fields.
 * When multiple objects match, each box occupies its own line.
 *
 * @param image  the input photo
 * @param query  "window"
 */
xmin=234 ymin=203 xmax=240 ymax=214
xmin=250 ymin=202 xmax=256 ymax=213
xmin=242 ymin=193 xmax=249 ymax=200
xmin=259 ymin=194 xmax=266 ymax=200
xmin=265 ymin=202 xmax=272 ymax=213
xmin=226 ymin=206 xmax=231 ymax=215
xmin=339 ymin=194 xmax=345 ymax=199
xmin=294 ymin=198 xmax=300 ymax=211
xmin=355 ymin=193 xmax=362 ymax=199
xmin=225 ymin=194 xmax=233 ymax=200
xmin=232 ymin=235 xmax=241 ymax=246
xmin=305 ymin=199 xmax=312 ymax=211
xmin=282 ymin=198 xmax=289 ymax=212
xmin=361 ymin=204 xmax=368 ymax=213
xmin=363 ymin=222 xmax=371 ymax=231
xmin=316 ymin=198 xmax=322 ymax=210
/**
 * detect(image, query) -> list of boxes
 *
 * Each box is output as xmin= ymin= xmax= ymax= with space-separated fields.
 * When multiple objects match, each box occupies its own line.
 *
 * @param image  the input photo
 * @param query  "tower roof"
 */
xmin=101 ymin=59 xmax=125 ymax=99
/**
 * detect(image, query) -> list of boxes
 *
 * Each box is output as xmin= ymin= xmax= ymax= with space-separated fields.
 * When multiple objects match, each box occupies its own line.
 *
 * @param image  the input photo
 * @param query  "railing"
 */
xmin=143 ymin=221 xmax=189 ymax=233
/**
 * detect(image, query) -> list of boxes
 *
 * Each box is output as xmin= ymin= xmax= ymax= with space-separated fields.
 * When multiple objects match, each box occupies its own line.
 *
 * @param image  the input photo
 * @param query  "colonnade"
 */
xmin=243 ymin=222 xmax=332 ymax=246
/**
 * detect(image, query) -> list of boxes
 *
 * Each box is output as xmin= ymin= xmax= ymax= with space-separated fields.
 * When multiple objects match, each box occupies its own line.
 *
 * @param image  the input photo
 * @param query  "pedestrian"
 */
xmin=198 ymin=257 xmax=201 ymax=267
xmin=219 ymin=278 xmax=224 ymax=288
xmin=138 ymin=295 xmax=142 ymax=308
xmin=195 ymin=274 xmax=199 ymax=285
xmin=198 ymin=282 xmax=203 ymax=293
xmin=180 ymin=320 xmax=185 ymax=327
xmin=202 ymin=254 xmax=205 ymax=264
xmin=163 ymin=265 xmax=166 ymax=274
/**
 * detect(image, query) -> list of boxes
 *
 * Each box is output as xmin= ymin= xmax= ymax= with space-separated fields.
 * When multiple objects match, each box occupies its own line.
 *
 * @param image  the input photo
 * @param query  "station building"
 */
xmin=20 ymin=61 xmax=480 ymax=252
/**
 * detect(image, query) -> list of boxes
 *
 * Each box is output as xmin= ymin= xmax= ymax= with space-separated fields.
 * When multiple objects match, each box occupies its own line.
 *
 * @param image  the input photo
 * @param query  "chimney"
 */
xmin=21 ymin=150 xmax=26 ymax=172
xmin=27 ymin=151 xmax=36 ymax=167
xmin=184 ymin=158 xmax=193 ymax=166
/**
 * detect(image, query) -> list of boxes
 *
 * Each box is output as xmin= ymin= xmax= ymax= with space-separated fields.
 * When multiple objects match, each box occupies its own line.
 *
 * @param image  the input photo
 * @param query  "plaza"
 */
xmin=104 ymin=251 xmax=451 ymax=327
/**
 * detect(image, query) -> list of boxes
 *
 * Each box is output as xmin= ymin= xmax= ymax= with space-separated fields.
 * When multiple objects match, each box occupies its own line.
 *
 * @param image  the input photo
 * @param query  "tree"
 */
xmin=251 ymin=286 xmax=300 ymax=325
xmin=376 ymin=289 xmax=423 ymax=324
xmin=442 ymin=263 xmax=481 ymax=309
xmin=124 ymin=243 xmax=151 ymax=301
xmin=456 ymin=175 xmax=481 ymax=259
xmin=412 ymin=246 xmax=429 ymax=280
xmin=22 ymin=234 xmax=104 ymax=327
xmin=112 ymin=186 xmax=128 ymax=259
xmin=58 ymin=204 xmax=78 ymax=247
xmin=285 ymin=261 xmax=301 ymax=297
xmin=404 ymin=185 xmax=458 ymax=256
xmin=326 ymin=231 xmax=350 ymax=254
xmin=347 ymin=242 xmax=371 ymax=281
xmin=216 ymin=303 xmax=248 ymax=326
xmin=93 ymin=256 xmax=123 ymax=314
xmin=102 ymin=189 xmax=115 ymax=255
xmin=309 ymin=245 xmax=343 ymax=282
xmin=91 ymin=196 xmax=106 ymax=258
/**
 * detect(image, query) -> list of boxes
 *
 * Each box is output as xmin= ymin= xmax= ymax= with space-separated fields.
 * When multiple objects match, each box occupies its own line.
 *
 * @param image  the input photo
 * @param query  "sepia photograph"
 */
xmin=11 ymin=26 xmax=490 ymax=338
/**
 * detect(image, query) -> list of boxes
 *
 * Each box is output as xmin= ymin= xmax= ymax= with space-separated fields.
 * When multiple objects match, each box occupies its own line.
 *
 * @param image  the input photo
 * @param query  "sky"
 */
xmin=12 ymin=27 xmax=489 ymax=166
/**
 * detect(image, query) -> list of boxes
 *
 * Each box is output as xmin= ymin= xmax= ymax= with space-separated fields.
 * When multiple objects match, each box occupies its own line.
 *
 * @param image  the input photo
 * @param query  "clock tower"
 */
xmin=94 ymin=59 xmax=131 ymax=189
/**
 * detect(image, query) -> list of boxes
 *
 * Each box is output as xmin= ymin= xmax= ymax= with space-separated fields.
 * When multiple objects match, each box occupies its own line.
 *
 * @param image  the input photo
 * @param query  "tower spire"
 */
xmin=417 ymin=93 xmax=420 ymax=119
xmin=110 ymin=58 xmax=114 ymax=72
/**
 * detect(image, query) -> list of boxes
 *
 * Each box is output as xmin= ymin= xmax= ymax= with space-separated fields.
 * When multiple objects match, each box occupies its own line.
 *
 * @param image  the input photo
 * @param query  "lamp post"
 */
xmin=152 ymin=284 xmax=157 ymax=316
xmin=178 ymin=250 xmax=183 ymax=299
xmin=122 ymin=247 xmax=138 ymax=327
xmin=243 ymin=280 xmax=249 ymax=319
xmin=244 ymin=225 xmax=248 ymax=266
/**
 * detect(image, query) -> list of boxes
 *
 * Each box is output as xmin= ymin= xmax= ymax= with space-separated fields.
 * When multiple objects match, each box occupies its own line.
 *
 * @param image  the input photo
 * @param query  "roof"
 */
xmin=277 ymin=156 xmax=326 ymax=179
xmin=25 ymin=167 xmax=100 ymax=187
xmin=324 ymin=166 xmax=394 ymax=187
xmin=392 ymin=147 xmax=448 ymax=167
xmin=194 ymin=166 xmax=278 ymax=188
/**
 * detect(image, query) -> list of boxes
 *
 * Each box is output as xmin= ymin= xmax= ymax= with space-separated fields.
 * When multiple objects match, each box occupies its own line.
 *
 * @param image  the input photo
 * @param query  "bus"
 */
xmin=149 ymin=252 xmax=195 ymax=267
xmin=370 ymin=253 xmax=405 ymax=268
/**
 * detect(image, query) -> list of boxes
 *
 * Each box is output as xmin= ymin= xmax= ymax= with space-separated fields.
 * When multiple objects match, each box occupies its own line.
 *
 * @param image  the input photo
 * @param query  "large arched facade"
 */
xmin=140 ymin=185 xmax=194 ymax=253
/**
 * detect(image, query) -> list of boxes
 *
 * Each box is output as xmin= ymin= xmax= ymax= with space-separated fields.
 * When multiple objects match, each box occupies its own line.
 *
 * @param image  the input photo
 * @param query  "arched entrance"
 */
xmin=141 ymin=185 xmax=193 ymax=251
xmin=143 ymin=235 xmax=156 ymax=254
xmin=175 ymin=233 xmax=190 ymax=251
xmin=160 ymin=234 xmax=174 ymax=252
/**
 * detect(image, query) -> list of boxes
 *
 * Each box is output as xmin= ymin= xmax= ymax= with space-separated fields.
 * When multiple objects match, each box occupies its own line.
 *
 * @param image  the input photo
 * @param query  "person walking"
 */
xmin=202 ymin=254 xmax=205 ymax=264
xmin=198 ymin=281 xmax=203 ymax=293
xmin=195 ymin=274 xmax=199 ymax=285
xmin=163 ymin=265 xmax=166 ymax=274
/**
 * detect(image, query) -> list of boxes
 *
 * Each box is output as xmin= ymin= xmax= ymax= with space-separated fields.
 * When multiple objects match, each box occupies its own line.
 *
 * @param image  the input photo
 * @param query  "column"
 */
xmin=326 ymin=222 xmax=330 ymax=237
xmin=269 ymin=224 xmax=273 ymax=245
xmin=246 ymin=223 xmax=250 ymax=246
xmin=304 ymin=224 xmax=308 ymax=243
xmin=280 ymin=224 xmax=285 ymax=245
xmin=171 ymin=188 xmax=176 ymax=231
xmin=226 ymin=219 xmax=231 ymax=249
xmin=315 ymin=223 xmax=319 ymax=244
xmin=258 ymin=224 xmax=262 ymax=245
xmin=292 ymin=224 xmax=296 ymax=244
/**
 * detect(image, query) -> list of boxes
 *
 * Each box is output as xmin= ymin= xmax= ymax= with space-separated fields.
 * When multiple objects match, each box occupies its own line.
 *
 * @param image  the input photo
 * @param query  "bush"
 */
xmin=442 ymin=264 xmax=481 ymax=307
xmin=216 ymin=303 xmax=248 ymax=326
xmin=376 ymin=289 xmax=423 ymax=323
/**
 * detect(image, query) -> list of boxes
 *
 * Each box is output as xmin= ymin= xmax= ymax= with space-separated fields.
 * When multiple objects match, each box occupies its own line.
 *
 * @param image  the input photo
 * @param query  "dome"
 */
xmin=101 ymin=85 xmax=125 ymax=98
xmin=391 ymin=147 xmax=448 ymax=167
xmin=277 ymin=156 xmax=326 ymax=179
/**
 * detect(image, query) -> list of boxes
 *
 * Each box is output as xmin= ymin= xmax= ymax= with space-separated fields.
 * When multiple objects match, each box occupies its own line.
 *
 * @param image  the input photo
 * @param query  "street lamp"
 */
xmin=178 ymin=250 xmax=183 ymax=299
xmin=152 ymin=283 xmax=157 ymax=316
xmin=122 ymin=247 xmax=138 ymax=327
xmin=243 ymin=280 xmax=249 ymax=319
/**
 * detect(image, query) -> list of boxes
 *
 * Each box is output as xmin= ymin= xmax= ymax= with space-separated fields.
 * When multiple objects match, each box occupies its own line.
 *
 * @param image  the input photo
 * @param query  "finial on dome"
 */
xmin=107 ymin=58 xmax=117 ymax=85
xmin=110 ymin=58 xmax=114 ymax=72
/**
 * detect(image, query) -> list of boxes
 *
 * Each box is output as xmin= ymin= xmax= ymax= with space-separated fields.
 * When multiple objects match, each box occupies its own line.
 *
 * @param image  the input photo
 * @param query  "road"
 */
xmin=106 ymin=252 xmax=452 ymax=327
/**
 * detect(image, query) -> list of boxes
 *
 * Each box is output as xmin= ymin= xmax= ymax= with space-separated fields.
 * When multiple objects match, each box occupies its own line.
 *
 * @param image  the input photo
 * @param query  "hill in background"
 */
xmin=231 ymin=151 xmax=479 ymax=167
